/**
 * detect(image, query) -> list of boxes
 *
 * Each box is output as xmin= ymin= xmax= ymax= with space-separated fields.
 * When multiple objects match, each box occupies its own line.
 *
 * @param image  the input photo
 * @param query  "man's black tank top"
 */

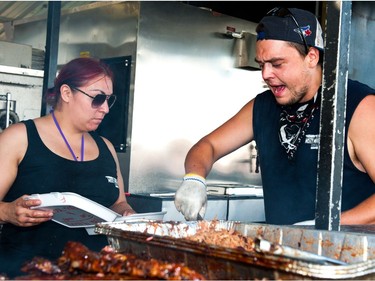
xmin=1 ymin=120 xmax=120 ymax=278
xmin=253 ymin=79 xmax=375 ymax=224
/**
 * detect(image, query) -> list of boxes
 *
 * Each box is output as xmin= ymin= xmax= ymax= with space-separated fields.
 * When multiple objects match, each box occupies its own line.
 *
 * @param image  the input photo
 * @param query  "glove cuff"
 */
xmin=183 ymin=173 xmax=206 ymax=187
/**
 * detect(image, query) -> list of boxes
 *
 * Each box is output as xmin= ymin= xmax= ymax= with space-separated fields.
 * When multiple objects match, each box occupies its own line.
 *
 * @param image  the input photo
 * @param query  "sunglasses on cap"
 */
xmin=71 ymin=86 xmax=117 ymax=109
xmin=266 ymin=7 xmax=309 ymax=54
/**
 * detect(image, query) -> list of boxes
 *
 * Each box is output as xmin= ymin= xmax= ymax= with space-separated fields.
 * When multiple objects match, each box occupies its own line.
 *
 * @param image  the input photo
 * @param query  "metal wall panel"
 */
xmin=0 ymin=41 xmax=32 ymax=68
xmin=0 ymin=66 xmax=43 ymax=121
xmin=129 ymin=2 xmax=264 ymax=193
xmin=349 ymin=2 xmax=375 ymax=88
xmin=11 ymin=2 xmax=265 ymax=195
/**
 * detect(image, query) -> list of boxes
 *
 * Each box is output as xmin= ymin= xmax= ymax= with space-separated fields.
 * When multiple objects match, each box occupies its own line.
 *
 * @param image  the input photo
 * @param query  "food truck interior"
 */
xmin=2 ymin=2 xmax=375 ymax=280
xmin=0 ymin=1 xmax=374 ymax=225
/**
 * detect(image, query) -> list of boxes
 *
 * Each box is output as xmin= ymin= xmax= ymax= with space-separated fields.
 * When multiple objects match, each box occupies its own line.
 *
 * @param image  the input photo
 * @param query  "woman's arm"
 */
xmin=0 ymin=123 xmax=53 ymax=225
xmin=102 ymin=137 xmax=135 ymax=216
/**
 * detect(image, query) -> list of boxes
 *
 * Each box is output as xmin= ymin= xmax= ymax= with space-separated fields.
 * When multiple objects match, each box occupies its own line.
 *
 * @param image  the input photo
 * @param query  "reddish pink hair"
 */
xmin=45 ymin=57 xmax=114 ymax=107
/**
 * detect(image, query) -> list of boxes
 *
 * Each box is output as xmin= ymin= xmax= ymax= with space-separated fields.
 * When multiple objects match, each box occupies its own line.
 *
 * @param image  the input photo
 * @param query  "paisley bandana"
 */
xmin=279 ymin=93 xmax=320 ymax=160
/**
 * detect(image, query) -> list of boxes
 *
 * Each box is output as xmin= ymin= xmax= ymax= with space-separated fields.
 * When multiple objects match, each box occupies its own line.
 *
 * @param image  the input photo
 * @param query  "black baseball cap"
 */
xmin=256 ymin=7 xmax=324 ymax=52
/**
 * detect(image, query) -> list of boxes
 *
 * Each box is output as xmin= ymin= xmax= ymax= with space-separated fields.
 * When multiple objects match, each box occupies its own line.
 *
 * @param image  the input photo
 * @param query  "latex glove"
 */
xmin=293 ymin=219 xmax=315 ymax=226
xmin=174 ymin=173 xmax=207 ymax=221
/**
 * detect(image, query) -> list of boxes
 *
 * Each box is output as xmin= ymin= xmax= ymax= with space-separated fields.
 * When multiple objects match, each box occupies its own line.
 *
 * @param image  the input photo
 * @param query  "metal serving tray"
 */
xmin=95 ymin=220 xmax=375 ymax=280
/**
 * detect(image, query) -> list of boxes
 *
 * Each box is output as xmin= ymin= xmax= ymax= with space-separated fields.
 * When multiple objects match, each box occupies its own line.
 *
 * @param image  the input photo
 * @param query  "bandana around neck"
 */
xmin=278 ymin=92 xmax=320 ymax=160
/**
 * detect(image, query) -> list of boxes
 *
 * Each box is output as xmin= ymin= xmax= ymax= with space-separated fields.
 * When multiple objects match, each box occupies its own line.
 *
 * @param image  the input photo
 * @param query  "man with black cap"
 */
xmin=174 ymin=7 xmax=375 ymax=225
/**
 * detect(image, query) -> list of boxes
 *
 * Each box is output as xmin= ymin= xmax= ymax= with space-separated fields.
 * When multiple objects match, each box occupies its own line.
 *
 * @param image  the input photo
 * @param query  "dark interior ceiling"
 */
xmin=184 ymin=1 xmax=321 ymax=23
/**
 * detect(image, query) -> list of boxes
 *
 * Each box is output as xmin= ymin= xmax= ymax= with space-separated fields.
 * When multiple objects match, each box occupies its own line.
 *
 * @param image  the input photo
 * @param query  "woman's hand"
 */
xmin=111 ymin=201 xmax=136 ymax=217
xmin=122 ymin=207 xmax=136 ymax=217
xmin=1 ymin=195 xmax=53 ymax=227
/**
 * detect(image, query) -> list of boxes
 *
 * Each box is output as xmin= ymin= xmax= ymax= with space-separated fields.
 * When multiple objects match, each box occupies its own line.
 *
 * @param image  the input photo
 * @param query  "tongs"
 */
xmin=254 ymin=237 xmax=347 ymax=265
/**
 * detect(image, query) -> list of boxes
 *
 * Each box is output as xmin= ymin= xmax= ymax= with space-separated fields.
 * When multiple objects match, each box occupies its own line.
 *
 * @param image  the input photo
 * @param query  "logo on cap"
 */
xmin=294 ymin=25 xmax=312 ymax=38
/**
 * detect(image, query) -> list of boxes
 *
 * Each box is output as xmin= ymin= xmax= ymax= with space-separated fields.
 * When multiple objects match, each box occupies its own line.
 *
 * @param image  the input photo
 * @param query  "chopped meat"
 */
xmin=18 ymin=241 xmax=205 ymax=280
xmin=21 ymin=257 xmax=62 ymax=275
xmin=185 ymin=221 xmax=255 ymax=251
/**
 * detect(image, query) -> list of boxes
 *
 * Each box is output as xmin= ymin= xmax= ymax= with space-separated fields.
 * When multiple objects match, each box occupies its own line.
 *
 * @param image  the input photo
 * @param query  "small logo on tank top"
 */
xmin=305 ymin=134 xmax=320 ymax=149
xmin=105 ymin=176 xmax=119 ymax=188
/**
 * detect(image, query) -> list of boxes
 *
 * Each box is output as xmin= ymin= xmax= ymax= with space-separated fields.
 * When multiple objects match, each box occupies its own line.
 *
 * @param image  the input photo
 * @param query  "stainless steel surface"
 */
xmin=254 ymin=237 xmax=347 ymax=265
xmin=233 ymin=32 xmax=259 ymax=70
xmin=349 ymin=2 xmax=375 ymax=89
xmin=4 ymin=92 xmax=10 ymax=127
xmin=227 ymin=197 xmax=265 ymax=222
xmin=0 ymin=95 xmax=15 ymax=111
xmin=0 ymin=41 xmax=32 ymax=68
xmin=10 ymin=1 xmax=264 ymax=195
xmin=0 ymin=65 xmax=43 ymax=76
xmin=126 ymin=194 xmax=229 ymax=221
xmin=95 ymin=220 xmax=375 ymax=279
xmin=0 ymin=65 xmax=43 ymax=121
xmin=129 ymin=2 xmax=263 ymax=193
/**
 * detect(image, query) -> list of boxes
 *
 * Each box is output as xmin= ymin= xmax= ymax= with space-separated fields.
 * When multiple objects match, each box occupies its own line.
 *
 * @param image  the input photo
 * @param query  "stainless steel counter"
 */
xmin=126 ymin=193 xmax=265 ymax=222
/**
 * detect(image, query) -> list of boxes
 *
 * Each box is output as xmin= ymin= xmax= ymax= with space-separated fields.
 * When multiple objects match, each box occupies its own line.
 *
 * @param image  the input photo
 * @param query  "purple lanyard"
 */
xmin=51 ymin=110 xmax=84 ymax=161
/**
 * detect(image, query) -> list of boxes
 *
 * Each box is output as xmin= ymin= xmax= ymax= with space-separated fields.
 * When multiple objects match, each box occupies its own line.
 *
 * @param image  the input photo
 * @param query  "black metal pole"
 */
xmin=40 ymin=1 xmax=61 ymax=116
xmin=315 ymin=1 xmax=352 ymax=231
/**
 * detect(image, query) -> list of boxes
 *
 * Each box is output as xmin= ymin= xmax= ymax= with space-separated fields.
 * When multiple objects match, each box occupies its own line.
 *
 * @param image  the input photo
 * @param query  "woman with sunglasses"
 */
xmin=175 ymin=8 xmax=375 ymax=226
xmin=0 ymin=57 xmax=135 ymax=278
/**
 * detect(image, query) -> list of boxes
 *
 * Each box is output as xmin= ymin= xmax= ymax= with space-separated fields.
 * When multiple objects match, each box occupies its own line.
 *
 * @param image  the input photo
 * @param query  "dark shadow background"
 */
xmin=183 ymin=1 xmax=321 ymax=23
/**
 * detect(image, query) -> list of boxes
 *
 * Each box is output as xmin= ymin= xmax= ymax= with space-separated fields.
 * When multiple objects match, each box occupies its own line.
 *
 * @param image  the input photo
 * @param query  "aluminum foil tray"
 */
xmin=95 ymin=220 xmax=375 ymax=280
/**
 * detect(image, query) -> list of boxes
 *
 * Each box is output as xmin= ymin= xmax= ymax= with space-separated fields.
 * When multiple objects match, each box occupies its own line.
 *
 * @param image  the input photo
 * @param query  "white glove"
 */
xmin=174 ymin=173 xmax=207 ymax=221
xmin=293 ymin=219 xmax=315 ymax=226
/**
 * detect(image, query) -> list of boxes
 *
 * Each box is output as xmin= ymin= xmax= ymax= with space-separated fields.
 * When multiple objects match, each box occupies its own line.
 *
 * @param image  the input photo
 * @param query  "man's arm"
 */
xmin=175 ymin=99 xmax=255 ymax=220
xmin=185 ymin=99 xmax=256 ymax=177
xmin=341 ymin=94 xmax=375 ymax=224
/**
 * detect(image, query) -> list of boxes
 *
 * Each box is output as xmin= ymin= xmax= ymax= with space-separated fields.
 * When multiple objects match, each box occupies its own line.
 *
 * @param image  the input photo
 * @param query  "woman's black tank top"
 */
xmin=1 ymin=120 xmax=120 ymax=278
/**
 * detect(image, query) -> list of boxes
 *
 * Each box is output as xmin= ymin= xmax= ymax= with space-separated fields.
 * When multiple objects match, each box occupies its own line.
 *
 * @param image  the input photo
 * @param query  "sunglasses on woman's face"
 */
xmin=71 ymin=87 xmax=117 ymax=109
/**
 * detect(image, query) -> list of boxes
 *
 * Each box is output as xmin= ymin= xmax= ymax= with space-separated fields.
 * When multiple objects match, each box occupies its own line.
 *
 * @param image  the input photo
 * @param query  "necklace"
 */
xmin=51 ymin=110 xmax=84 ymax=161
xmin=278 ymin=92 xmax=320 ymax=160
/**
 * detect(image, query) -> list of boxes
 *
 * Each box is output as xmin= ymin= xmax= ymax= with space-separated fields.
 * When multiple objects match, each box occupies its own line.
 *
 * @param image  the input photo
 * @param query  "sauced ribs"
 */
xmin=19 ymin=241 xmax=205 ymax=280
xmin=185 ymin=221 xmax=255 ymax=251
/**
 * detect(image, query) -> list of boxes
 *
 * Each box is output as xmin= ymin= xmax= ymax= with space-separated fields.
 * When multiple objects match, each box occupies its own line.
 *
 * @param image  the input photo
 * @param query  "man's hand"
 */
xmin=174 ymin=174 xmax=207 ymax=221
